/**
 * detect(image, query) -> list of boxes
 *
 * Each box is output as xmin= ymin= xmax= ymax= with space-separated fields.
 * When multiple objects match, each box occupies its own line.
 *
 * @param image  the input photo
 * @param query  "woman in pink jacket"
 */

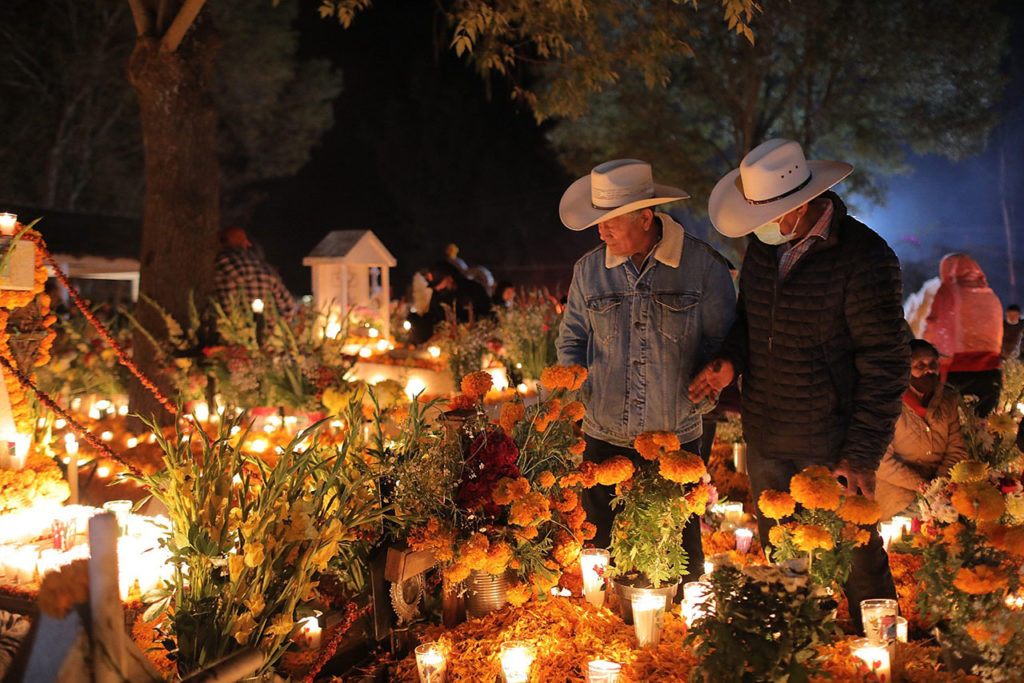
xmin=923 ymin=253 xmax=1003 ymax=415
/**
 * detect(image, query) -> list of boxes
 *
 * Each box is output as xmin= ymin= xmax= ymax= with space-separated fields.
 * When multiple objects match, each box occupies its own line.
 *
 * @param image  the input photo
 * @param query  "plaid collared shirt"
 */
xmin=777 ymin=200 xmax=834 ymax=280
xmin=213 ymin=248 xmax=295 ymax=314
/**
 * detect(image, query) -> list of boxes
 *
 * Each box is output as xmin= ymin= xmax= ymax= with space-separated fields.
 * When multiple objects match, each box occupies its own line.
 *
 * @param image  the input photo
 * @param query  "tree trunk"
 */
xmin=126 ymin=19 xmax=219 ymax=423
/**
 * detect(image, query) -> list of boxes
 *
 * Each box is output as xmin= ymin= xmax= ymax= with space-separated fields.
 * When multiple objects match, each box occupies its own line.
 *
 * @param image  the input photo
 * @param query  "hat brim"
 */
xmin=708 ymin=160 xmax=853 ymax=238
xmin=559 ymin=175 xmax=689 ymax=231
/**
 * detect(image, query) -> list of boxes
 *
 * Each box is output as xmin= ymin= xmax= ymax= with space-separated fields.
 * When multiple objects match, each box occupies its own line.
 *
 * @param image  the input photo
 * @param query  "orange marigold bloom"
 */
xmin=447 ymin=393 xmax=477 ymax=411
xmin=443 ymin=562 xmax=471 ymax=585
xmin=561 ymin=401 xmax=586 ymax=423
xmin=509 ymin=492 xmax=551 ymax=526
xmin=541 ymin=365 xmax=577 ymax=391
xmin=580 ymin=521 xmax=597 ymax=540
xmin=506 ymin=580 xmax=533 ymax=607
xmin=578 ymin=461 xmax=599 ymax=488
xmin=483 ymin=542 xmax=513 ymax=574
xmin=569 ymin=438 xmax=587 ymax=456
xmin=493 ymin=477 xmax=531 ymax=505
xmin=499 ymin=401 xmax=525 ymax=434
xmin=837 ymin=495 xmax=881 ymax=526
xmin=768 ymin=524 xmax=790 ymax=547
xmin=941 ymin=522 xmax=964 ymax=553
xmin=659 ymin=450 xmax=706 ymax=484
xmin=951 ymin=482 xmax=1006 ymax=522
xmin=564 ymin=504 xmax=587 ymax=531
xmin=595 ymin=455 xmax=635 ymax=486
xmin=759 ymin=490 xmax=796 ymax=520
xmin=790 ymin=467 xmax=841 ymax=511
xmin=953 ymin=565 xmax=1008 ymax=595
xmin=685 ymin=483 xmax=711 ymax=516
xmin=841 ymin=523 xmax=871 ymax=547
xmin=792 ymin=524 xmax=834 ymax=552
xmin=459 ymin=533 xmax=490 ymax=570
xmin=534 ymin=398 xmax=563 ymax=432
xmin=987 ymin=524 xmax=1024 ymax=557
xmin=37 ymin=559 xmax=89 ymax=619
xmin=554 ymin=488 xmax=579 ymax=513
xmin=552 ymin=531 xmax=582 ymax=567
xmin=537 ymin=471 xmax=556 ymax=488
xmin=634 ymin=430 xmax=680 ymax=460
xmin=514 ymin=524 xmax=540 ymax=541
xmin=461 ymin=371 xmax=493 ymax=399
xmin=966 ymin=619 xmax=1012 ymax=646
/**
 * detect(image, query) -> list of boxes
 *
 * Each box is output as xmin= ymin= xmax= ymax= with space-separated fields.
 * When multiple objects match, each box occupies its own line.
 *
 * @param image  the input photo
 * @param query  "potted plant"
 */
xmin=584 ymin=431 xmax=710 ymax=623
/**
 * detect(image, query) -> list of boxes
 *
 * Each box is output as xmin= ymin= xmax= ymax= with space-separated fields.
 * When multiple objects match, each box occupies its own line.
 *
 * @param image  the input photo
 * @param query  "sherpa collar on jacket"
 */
xmin=604 ymin=213 xmax=685 ymax=269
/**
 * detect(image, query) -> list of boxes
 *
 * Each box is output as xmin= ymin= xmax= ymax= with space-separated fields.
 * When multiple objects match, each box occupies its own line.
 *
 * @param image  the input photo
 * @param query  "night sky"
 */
xmin=250 ymin=0 xmax=1024 ymax=306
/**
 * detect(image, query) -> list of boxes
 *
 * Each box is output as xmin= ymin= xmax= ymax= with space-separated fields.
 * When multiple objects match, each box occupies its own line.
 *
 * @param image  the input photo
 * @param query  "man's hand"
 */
xmin=688 ymin=358 xmax=735 ymax=403
xmin=833 ymin=459 xmax=876 ymax=499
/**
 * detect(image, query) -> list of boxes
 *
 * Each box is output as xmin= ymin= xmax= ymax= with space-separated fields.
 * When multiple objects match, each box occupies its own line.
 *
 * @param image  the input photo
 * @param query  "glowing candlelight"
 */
xmin=103 ymin=500 xmax=133 ymax=536
xmin=125 ymin=437 xmax=138 ymax=449
xmin=680 ymin=581 xmax=713 ymax=627
xmin=721 ymin=501 xmax=744 ymax=526
xmin=358 ymin=347 xmax=373 ymax=358
xmin=890 ymin=515 xmax=911 ymax=538
xmin=96 ymin=465 xmax=111 ymax=478
xmin=100 ymin=430 xmax=113 ymax=442
xmin=402 ymin=320 xmax=412 ymax=331
xmin=251 ymin=298 xmax=265 ymax=314
xmin=428 ymin=345 xmax=441 ymax=358
xmin=586 ymin=660 xmax=622 ymax=683
xmin=250 ymin=438 xmax=268 ymax=454
xmin=405 ymin=377 xmax=427 ymax=399
xmin=631 ymin=591 xmax=666 ymax=646
xmin=517 ymin=383 xmax=529 ymax=394
xmin=367 ymin=327 xmax=379 ymax=338
xmin=579 ymin=548 xmax=610 ymax=606
xmin=415 ymin=642 xmax=447 ymax=682
xmin=55 ymin=418 xmax=67 ymax=429
xmin=895 ymin=616 xmax=908 ymax=643
xmin=860 ymin=598 xmax=899 ymax=645
xmin=0 ymin=213 xmax=17 ymax=236
xmin=295 ymin=614 xmax=322 ymax=651
xmin=734 ymin=527 xmax=754 ymax=553
xmin=376 ymin=338 xmax=389 ymax=352
xmin=499 ymin=641 xmax=534 ymax=683
xmin=88 ymin=407 xmax=101 ymax=420
xmin=851 ymin=638 xmax=891 ymax=683
xmin=703 ymin=559 xmax=714 ymax=576
xmin=878 ymin=521 xmax=899 ymax=551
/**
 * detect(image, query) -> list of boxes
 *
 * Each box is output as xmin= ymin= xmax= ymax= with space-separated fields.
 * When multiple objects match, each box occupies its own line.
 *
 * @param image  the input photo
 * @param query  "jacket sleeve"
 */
xmin=556 ymin=262 xmax=590 ymax=369
xmin=876 ymin=442 xmax=928 ymax=493
xmin=938 ymin=403 xmax=969 ymax=477
xmin=699 ymin=257 xmax=738 ymax=366
xmin=839 ymin=240 xmax=912 ymax=470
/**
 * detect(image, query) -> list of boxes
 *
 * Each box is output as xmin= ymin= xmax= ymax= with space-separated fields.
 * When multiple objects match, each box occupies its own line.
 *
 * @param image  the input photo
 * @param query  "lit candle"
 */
xmin=367 ymin=327 xmax=379 ymax=338
xmin=428 ymin=345 xmax=441 ymax=358
xmin=895 ymin=616 xmax=908 ymax=643
xmin=125 ymin=437 xmax=138 ymax=449
xmin=251 ymin=298 xmax=265 ymax=314
xmin=579 ymin=548 xmax=610 ymax=606
xmin=860 ymin=598 xmax=899 ymax=645
xmin=851 ymin=637 xmax=891 ymax=683
xmin=415 ymin=642 xmax=447 ymax=683
xmin=734 ymin=527 xmax=754 ymax=554
xmin=703 ymin=559 xmax=714 ymax=576
xmin=499 ymin=641 xmax=534 ymax=683
xmin=890 ymin=515 xmax=911 ymax=538
xmin=88 ymin=407 xmax=102 ymax=420
xmin=586 ymin=660 xmax=621 ymax=683
xmin=721 ymin=501 xmax=744 ymax=527
xmin=631 ymin=591 xmax=666 ymax=647
xmin=878 ymin=521 xmax=899 ymax=552
xmin=405 ymin=377 xmax=427 ymax=399
xmin=376 ymin=339 xmax=389 ymax=352
xmin=680 ymin=581 xmax=713 ymax=627
xmin=295 ymin=614 xmax=322 ymax=651
xmin=359 ymin=347 xmax=373 ymax=358
xmin=103 ymin=500 xmax=133 ymax=536
xmin=0 ymin=212 xmax=17 ymax=236
xmin=402 ymin=320 xmax=412 ymax=331
xmin=100 ymin=430 xmax=113 ymax=442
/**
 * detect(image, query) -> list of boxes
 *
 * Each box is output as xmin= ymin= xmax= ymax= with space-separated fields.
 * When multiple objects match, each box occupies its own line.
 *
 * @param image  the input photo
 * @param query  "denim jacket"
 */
xmin=556 ymin=214 xmax=736 ymax=447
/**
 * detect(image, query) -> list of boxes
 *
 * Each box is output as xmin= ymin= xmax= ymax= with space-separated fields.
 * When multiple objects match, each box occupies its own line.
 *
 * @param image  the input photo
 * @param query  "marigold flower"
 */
xmin=685 ymin=482 xmax=711 ymax=516
xmin=492 ymin=476 xmax=531 ymax=505
xmin=951 ymin=482 xmax=1006 ymax=522
xmin=595 ymin=455 xmax=635 ymax=486
xmin=514 ymin=524 xmax=540 ymax=541
xmin=841 ymin=523 xmax=871 ymax=547
xmin=578 ymin=461 xmax=599 ymax=488
xmin=768 ymin=524 xmax=792 ymax=547
xmin=986 ymin=524 xmax=1024 ymax=557
xmin=509 ymin=491 xmax=551 ymax=526
xmin=966 ymin=619 xmax=1012 ymax=646
xmin=837 ymin=495 xmax=881 ymax=526
xmin=953 ymin=565 xmax=1008 ymax=595
xmin=461 ymin=371 xmax=493 ymax=399
xmin=569 ymin=438 xmax=587 ymax=456
xmin=443 ymin=562 xmax=471 ymax=585
xmin=759 ymin=490 xmax=796 ymax=520
xmin=459 ymin=533 xmax=491 ymax=570
xmin=506 ymin=580 xmax=533 ymax=607
xmin=790 ymin=466 xmax=841 ymax=511
xmin=447 ymin=393 xmax=476 ymax=411
xmin=541 ymin=365 xmax=586 ymax=391
xmin=565 ymin=504 xmax=587 ymax=531
xmin=792 ymin=524 xmax=834 ymax=552
xmin=940 ymin=522 xmax=964 ymax=553
xmin=483 ymin=542 xmax=513 ymax=574
xmin=560 ymin=400 xmax=586 ymax=423
xmin=634 ymin=430 xmax=680 ymax=460
xmin=552 ymin=531 xmax=582 ymax=567
xmin=499 ymin=401 xmax=525 ymax=434
xmin=659 ymin=450 xmax=706 ymax=484
xmin=533 ymin=398 xmax=562 ymax=432
xmin=949 ymin=460 xmax=990 ymax=484
xmin=37 ymin=559 xmax=89 ymax=619
xmin=537 ymin=470 xmax=556 ymax=488
xmin=580 ymin=521 xmax=597 ymax=540
xmin=988 ymin=412 xmax=1018 ymax=438
xmin=554 ymin=488 xmax=579 ymax=512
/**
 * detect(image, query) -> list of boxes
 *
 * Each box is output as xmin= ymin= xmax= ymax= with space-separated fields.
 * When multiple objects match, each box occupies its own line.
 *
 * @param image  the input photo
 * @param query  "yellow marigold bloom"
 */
xmin=552 ymin=531 xmax=582 ymax=567
xmin=768 ymin=524 xmax=791 ymax=547
xmin=842 ymin=523 xmax=871 ymax=547
xmin=493 ymin=476 xmax=531 ymax=505
xmin=659 ymin=450 xmax=706 ymax=484
xmin=953 ymin=565 xmax=1009 ymax=595
xmin=509 ymin=491 xmax=551 ymax=526
xmin=554 ymin=488 xmax=579 ymax=513
xmin=988 ymin=412 xmax=1018 ymax=437
xmin=951 ymin=482 xmax=1006 ymax=522
xmin=459 ymin=533 xmax=490 ymax=570
xmin=444 ymin=562 xmax=471 ymax=585
xmin=499 ymin=401 xmax=526 ymax=434
xmin=685 ymin=483 xmax=711 ymax=516
xmin=561 ymin=400 xmax=586 ymax=423
xmin=461 ymin=371 xmax=493 ymax=399
xmin=792 ymin=524 xmax=834 ymax=552
xmin=950 ymin=460 xmax=990 ymax=484
xmin=595 ymin=455 xmax=635 ymax=486
xmin=790 ymin=467 xmax=841 ymax=511
xmin=506 ymin=580 xmax=533 ymax=607
xmin=483 ymin=542 xmax=513 ymax=574
xmin=569 ymin=438 xmax=587 ymax=456
xmin=534 ymin=398 xmax=563 ymax=432
xmin=837 ymin=495 xmax=881 ymax=526
xmin=634 ymin=430 xmax=681 ymax=460
xmin=538 ymin=470 xmax=556 ymax=488
xmin=759 ymin=490 xmax=796 ymax=520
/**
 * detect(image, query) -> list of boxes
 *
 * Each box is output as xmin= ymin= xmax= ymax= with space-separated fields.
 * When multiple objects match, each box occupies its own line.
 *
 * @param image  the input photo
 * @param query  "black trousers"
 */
xmin=581 ymin=434 xmax=706 ymax=585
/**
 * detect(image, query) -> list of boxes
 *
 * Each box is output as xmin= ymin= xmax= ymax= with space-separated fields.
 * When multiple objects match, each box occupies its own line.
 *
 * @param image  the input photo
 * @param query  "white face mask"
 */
xmin=753 ymin=221 xmax=796 ymax=245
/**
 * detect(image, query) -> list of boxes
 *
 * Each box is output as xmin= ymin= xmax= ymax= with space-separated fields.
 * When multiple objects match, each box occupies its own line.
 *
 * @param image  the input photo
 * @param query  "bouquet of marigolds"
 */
xmin=686 ymin=558 xmax=837 ymax=682
xmin=494 ymin=289 xmax=561 ymax=382
xmin=914 ymin=458 xmax=1024 ymax=678
xmin=959 ymin=404 xmax=1023 ymax=471
xmin=591 ymin=430 xmax=711 ymax=587
xmin=130 ymin=415 xmax=386 ymax=677
xmin=399 ymin=365 xmax=594 ymax=605
xmin=757 ymin=465 xmax=880 ymax=589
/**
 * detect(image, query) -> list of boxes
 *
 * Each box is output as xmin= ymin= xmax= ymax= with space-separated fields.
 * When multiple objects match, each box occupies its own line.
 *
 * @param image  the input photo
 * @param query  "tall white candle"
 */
xmin=499 ymin=641 xmax=533 ymax=683
xmin=631 ymin=592 xmax=665 ymax=647
xmin=415 ymin=643 xmax=447 ymax=683
xmin=851 ymin=638 xmax=891 ymax=683
xmin=580 ymin=548 xmax=610 ymax=606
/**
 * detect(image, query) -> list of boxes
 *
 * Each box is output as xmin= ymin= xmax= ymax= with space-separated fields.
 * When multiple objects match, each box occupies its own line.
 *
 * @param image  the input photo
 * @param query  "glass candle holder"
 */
xmin=734 ymin=527 xmax=754 ymax=553
xmin=860 ymin=598 xmax=899 ymax=645
xmin=294 ymin=613 xmax=322 ymax=651
xmin=631 ymin=591 xmax=666 ymax=647
xmin=499 ymin=641 xmax=534 ymax=683
xmin=721 ymin=501 xmax=744 ymax=527
xmin=890 ymin=515 xmax=911 ymax=538
xmin=878 ymin=521 xmax=899 ymax=551
xmin=51 ymin=515 xmax=77 ymax=552
xmin=103 ymin=500 xmax=133 ymax=536
xmin=579 ymin=548 xmax=610 ymax=606
xmin=851 ymin=637 xmax=891 ymax=682
xmin=586 ymin=660 xmax=622 ymax=683
xmin=895 ymin=616 xmax=908 ymax=643
xmin=415 ymin=642 xmax=447 ymax=683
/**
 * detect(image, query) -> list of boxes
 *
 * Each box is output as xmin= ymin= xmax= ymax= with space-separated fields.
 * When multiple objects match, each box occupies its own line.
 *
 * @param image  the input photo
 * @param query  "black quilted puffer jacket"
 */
xmin=718 ymin=192 xmax=910 ymax=471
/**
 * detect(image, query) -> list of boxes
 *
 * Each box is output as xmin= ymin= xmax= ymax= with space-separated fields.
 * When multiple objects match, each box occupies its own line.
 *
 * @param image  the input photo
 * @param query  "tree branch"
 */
xmin=127 ymin=0 xmax=153 ymax=37
xmin=161 ymin=0 xmax=206 ymax=53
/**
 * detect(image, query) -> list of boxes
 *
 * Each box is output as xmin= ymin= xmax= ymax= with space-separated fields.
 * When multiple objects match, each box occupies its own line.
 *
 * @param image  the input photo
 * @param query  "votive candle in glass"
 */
xmin=860 ymin=598 xmax=899 ymax=645
xmin=295 ymin=613 xmax=322 ymax=651
xmin=721 ymin=501 xmax=744 ymax=527
xmin=890 ymin=515 xmax=912 ymax=538
xmin=895 ymin=616 xmax=908 ymax=643
xmin=878 ymin=521 xmax=899 ymax=552
xmin=631 ymin=591 xmax=666 ymax=647
xmin=586 ymin=659 xmax=622 ymax=683
xmin=580 ymin=548 xmax=611 ymax=606
xmin=851 ymin=637 xmax=891 ymax=683
xmin=103 ymin=500 xmax=133 ymax=536
xmin=415 ymin=643 xmax=447 ymax=683
xmin=734 ymin=527 xmax=754 ymax=554
xmin=0 ymin=213 xmax=16 ymax=236
xmin=499 ymin=641 xmax=534 ymax=683
xmin=681 ymin=581 xmax=713 ymax=627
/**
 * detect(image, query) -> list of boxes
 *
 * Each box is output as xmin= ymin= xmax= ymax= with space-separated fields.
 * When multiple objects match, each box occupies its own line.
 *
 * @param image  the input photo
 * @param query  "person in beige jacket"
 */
xmin=876 ymin=339 xmax=968 ymax=520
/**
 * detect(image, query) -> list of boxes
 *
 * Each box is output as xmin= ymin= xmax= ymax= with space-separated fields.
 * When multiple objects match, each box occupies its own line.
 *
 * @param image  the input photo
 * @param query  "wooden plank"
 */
xmin=384 ymin=545 xmax=435 ymax=584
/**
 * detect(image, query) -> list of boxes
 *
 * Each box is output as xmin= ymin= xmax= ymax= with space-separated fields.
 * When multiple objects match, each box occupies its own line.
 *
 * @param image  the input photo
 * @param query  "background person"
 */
xmin=213 ymin=226 xmax=295 ymax=315
xmin=1002 ymin=304 xmax=1023 ymax=360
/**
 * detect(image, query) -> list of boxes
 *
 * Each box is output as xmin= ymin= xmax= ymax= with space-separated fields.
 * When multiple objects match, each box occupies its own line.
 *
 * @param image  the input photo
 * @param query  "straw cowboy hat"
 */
xmin=559 ymin=159 xmax=689 ymax=231
xmin=708 ymin=138 xmax=853 ymax=238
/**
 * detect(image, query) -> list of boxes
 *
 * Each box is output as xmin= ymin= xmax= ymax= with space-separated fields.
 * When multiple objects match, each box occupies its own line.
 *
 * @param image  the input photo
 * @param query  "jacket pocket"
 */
xmin=585 ymin=295 xmax=621 ymax=345
xmin=653 ymin=292 xmax=698 ymax=342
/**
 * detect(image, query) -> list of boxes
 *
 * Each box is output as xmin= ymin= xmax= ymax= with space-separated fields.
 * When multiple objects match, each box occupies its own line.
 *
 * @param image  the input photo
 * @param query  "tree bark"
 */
xmin=126 ymin=17 xmax=219 ymax=423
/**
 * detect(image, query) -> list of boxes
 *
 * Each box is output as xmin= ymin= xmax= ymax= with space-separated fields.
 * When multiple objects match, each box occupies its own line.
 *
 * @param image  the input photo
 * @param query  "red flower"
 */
xmin=456 ymin=428 xmax=521 ymax=516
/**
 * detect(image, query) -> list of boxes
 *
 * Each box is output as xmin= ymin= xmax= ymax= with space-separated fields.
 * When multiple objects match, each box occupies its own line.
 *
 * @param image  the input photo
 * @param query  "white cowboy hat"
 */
xmin=559 ymin=159 xmax=689 ymax=231
xmin=708 ymin=138 xmax=853 ymax=238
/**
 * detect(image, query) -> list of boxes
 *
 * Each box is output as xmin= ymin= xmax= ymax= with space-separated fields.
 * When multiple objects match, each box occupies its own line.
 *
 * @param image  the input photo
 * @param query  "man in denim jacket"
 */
xmin=556 ymin=159 xmax=736 ymax=582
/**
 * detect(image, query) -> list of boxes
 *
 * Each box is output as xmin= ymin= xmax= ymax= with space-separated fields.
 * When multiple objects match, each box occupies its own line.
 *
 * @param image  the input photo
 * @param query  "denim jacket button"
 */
xmin=633 ymin=321 xmax=642 ymax=329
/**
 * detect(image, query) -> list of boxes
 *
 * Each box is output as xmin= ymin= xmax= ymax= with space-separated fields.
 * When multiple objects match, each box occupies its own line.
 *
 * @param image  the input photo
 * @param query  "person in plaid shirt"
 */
xmin=213 ymin=227 xmax=295 ymax=315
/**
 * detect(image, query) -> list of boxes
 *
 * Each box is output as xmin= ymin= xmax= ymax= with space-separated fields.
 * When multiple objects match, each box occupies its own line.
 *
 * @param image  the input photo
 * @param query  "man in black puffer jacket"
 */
xmin=690 ymin=139 xmax=910 ymax=633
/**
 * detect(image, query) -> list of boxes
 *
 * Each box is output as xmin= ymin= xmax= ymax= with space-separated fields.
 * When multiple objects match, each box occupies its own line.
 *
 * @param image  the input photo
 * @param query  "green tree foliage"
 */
xmin=548 ymin=0 xmax=1009 ymax=210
